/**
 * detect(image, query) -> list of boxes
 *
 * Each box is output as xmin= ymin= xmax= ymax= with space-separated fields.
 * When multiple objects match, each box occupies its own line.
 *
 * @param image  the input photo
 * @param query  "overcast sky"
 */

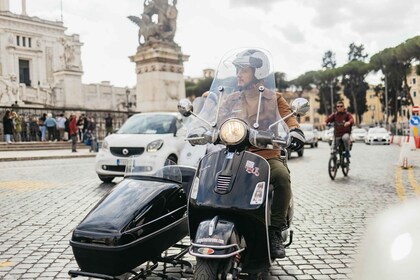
xmin=9 ymin=0 xmax=420 ymax=87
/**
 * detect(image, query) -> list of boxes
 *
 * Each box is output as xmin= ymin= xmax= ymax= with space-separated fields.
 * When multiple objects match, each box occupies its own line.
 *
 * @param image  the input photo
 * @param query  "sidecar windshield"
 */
xmin=125 ymin=156 xmax=182 ymax=183
xmin=186 ymin=48 xmax=290 ymax=149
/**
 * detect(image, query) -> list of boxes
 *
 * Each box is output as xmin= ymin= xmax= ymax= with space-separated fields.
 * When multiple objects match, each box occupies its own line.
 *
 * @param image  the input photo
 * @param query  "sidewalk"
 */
xmin=0 ymin=149 xmax=96 ymax=162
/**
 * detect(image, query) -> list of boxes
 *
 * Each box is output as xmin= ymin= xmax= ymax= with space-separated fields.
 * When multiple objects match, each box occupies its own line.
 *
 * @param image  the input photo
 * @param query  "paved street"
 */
xmin=0 ymin=142 xmax=419 ymax=280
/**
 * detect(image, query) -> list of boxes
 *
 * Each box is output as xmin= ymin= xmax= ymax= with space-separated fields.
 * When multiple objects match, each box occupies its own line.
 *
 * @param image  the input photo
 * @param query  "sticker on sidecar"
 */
xmin=196 ymin=237 xmax=224 ymax=244
xmin=245 ymin=160 xmax=259 ymax=176
xmin=197 ymin=247 xmax=215 ymax=255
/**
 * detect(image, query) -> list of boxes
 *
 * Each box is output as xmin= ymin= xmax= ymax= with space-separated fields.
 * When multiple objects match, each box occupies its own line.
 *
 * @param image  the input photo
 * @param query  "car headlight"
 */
xmin=102 ymin=139 xmax=109 ymax=150
xmin=147 ymin=139 xmax=164 ymax=152
xmin=219 ymin=119 xmax=247 ymax=145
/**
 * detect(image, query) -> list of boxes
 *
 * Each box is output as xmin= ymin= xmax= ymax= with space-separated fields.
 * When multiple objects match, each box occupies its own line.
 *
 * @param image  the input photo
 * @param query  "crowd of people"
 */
xmin=1 ymin=110 xmax=108 ymax=150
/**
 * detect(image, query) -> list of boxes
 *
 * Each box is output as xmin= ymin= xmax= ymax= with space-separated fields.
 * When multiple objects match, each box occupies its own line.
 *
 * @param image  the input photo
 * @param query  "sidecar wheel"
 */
xmin=193 ymin=258 xmax=219 ymax=280
xmin=98 ymin=175 xmax=114 ymax=183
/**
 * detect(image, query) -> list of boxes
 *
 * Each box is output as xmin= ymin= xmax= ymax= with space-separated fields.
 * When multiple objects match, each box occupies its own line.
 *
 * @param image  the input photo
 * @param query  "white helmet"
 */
xmin=232 ymin=49 xmax=270 ymax=80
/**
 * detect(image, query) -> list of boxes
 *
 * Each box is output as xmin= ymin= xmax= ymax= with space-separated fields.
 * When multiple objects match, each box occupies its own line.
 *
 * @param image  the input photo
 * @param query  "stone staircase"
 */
xmin=0 ymin=141 xmax=92 ymax=152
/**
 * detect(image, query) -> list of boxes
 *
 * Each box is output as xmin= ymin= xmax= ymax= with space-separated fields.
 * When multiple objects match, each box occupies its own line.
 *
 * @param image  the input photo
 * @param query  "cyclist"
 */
xmin=325 ymin=101 xmax=354 ymax=158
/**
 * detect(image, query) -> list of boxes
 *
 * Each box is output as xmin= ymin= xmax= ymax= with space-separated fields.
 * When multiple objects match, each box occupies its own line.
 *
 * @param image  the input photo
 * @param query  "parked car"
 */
xmin=300 ymin=123 xmax=318 ymax=148
xmin=352 ymin=128 xmax=368 ymax=142
xmin=365 ymin=127 xmax=391 ymax=145
xmin=95 ymin=112 xmax=187 ymax=183
xmin=321 ymin=127 xmax=334 ymax=143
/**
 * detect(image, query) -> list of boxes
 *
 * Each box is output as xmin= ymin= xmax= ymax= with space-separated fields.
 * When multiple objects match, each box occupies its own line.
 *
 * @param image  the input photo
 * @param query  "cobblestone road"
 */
xmin=0 ymin=142 xmax=419 ymax=279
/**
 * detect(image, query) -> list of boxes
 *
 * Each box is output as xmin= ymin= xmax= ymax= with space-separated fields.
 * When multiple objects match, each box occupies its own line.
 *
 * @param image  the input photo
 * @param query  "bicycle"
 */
xmin=328 ymin=135 xmax=350 ymax=180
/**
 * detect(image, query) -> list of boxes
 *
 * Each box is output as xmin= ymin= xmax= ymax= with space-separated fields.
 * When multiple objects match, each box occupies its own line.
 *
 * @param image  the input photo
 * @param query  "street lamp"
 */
xmin=125 ymin=88 xmax=131 ymax=116
xmin=330 ymin=82 xmax=334 ymax=115
xmin=397 ymin=94 xmax=407 ymax=135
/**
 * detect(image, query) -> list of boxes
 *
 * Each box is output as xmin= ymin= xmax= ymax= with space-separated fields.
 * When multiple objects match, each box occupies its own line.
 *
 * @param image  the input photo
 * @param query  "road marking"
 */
xmin=407 ymin=167 xmax=420 ymax=196
xmin=395 ymin=167 xmax=406 ymax=201
xmin=0 ymin=261 xmax=13 ymax=267
xmin=0 ymin=180 xmax=54 ymax=191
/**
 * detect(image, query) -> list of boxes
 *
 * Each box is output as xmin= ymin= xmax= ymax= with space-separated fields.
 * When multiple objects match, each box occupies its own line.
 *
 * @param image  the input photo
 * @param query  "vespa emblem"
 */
xmin=122 ymin=148 xmax=129 ymax=155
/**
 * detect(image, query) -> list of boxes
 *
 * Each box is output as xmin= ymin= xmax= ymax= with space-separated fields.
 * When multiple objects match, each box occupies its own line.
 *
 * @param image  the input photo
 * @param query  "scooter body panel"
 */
xmin=188 ymin=148 xmax=272 ymax=269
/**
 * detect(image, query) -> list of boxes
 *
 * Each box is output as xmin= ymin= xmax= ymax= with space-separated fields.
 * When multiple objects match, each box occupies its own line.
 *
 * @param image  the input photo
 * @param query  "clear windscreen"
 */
xmin=186 ymin=48 xmax=290 ymax=149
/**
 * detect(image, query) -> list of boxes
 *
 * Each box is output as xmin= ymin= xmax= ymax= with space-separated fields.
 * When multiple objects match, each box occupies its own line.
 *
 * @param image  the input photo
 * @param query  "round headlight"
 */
xmin=220 ymin=119 xmax=247 ymax=145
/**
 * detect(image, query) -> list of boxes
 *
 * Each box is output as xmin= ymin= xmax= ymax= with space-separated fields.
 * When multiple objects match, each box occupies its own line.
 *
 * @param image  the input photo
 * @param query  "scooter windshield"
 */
xmin=189 ymin=48 xmax=290 ymax=149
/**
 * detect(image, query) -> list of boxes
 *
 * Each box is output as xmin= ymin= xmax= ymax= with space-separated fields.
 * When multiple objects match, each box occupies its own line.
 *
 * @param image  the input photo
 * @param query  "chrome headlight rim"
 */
xmin=219 ymin=119 xmax=247 ymax=146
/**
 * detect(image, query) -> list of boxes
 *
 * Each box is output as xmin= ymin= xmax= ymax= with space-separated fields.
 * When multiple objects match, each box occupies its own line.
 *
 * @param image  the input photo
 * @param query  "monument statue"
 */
xmin=128 ymin=0 xmax=178 ymax=46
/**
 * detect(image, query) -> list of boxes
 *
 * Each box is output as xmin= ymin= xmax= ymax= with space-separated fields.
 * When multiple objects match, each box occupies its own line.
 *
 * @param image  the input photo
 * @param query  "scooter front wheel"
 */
xmin=193 ymin=258 xmax=220 ymax=280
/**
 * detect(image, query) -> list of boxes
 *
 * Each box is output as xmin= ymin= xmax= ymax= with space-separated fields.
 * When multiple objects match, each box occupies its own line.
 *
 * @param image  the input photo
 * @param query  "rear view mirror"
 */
xmin=177 ymin=99 xmax=193 ymax=117
xmin=291 ymin=98 xmax=310 ymax=116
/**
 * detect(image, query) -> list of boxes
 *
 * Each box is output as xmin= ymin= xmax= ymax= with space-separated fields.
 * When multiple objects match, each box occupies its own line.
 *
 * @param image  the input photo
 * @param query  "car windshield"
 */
xmin=118 ymin=114 xmax=177 ymax=134
xmin=369 ymin=128 xmax=387 ymax=134
xmin=353 ymin=129 xmax=366 ymax=134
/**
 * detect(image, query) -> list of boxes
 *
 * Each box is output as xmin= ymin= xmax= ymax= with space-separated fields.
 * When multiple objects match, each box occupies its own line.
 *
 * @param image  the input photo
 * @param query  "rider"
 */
xmin=325 ymin=101 xmax=354 ymax=157
xmin=222 ymin=49 xmax=305 ymax=259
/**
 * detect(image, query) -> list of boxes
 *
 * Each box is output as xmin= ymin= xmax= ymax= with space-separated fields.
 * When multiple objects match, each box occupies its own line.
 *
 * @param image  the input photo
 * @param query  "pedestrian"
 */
xmin=44 ymin=113 xmax=57 ymax=141
xmin=29 ymin=116 xmax=39 ymax=141
xmin=39 ymin=113 xmax=47 ymax=141
xmin=56 ymin=113 xmax=66 ymax=141
xmin=2 ymin=110 xmax=13 ymax=144
xmin=105 ymin=113 xmax=113 ymax=136
xmin=69 ymin=113 xmax=78 ymax=152
xmin=76 ymin=115 xmax=84 ymax=143
xmin=11 ymin=111 xmax=22 ymax=142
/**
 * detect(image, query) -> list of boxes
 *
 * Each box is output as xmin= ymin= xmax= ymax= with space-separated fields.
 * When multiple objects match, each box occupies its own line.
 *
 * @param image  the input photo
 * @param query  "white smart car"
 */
xmin=95 ymin=112 xmax=187 ymax=183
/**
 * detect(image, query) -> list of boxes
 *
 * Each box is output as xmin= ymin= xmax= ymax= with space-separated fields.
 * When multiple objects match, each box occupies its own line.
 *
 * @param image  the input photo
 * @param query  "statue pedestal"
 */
xmin=130 ymin=42 xmax=189 ymax=112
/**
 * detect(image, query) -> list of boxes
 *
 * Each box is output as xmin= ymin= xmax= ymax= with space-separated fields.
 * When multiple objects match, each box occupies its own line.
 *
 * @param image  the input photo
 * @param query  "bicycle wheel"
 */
xmin=328 ymin=156 xmax=337 ymax=180
xmin=341 ymin=156 xmax=350 ymax=176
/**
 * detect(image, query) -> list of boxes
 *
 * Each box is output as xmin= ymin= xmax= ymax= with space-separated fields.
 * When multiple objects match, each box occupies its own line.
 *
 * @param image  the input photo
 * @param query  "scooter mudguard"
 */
xmin=190 ymin=216 xmax=243 ymax=258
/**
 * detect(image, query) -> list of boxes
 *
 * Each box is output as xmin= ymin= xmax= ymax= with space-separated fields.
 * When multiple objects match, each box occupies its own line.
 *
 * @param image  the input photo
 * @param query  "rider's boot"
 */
xmin=269 ymin=229 xmax=285 ymax=259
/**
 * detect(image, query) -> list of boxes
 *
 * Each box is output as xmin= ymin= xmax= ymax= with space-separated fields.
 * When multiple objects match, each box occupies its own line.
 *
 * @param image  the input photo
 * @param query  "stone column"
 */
xmin=130 ymin=42 xmax=189 ymax=112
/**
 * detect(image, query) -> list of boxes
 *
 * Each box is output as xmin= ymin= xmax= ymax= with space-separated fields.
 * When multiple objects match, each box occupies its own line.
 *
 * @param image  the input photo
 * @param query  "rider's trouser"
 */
xmin=267 ymin=157 xmax=291 ymax=231
xmin=335 ymin=133 xmax=351 ymax=152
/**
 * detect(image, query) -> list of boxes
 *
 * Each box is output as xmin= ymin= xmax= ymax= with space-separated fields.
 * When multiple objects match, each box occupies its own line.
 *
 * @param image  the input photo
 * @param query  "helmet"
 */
xmin=232 ymin=49 xmax=270 ymax=80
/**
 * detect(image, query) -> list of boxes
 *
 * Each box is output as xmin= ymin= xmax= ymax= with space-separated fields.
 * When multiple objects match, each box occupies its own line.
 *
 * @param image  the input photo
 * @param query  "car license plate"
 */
xmin=116 ymin=159 xmax=127 ymax=166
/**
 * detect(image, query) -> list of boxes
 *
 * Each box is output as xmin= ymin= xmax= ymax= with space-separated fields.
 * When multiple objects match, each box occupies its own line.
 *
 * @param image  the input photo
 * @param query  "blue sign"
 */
xmin=410 ymin=116 xmax=420 ymax=126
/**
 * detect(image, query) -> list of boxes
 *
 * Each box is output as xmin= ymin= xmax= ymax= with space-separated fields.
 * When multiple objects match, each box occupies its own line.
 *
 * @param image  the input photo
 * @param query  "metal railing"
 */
xmin=0 ymin=105 xmax=137 ymax=142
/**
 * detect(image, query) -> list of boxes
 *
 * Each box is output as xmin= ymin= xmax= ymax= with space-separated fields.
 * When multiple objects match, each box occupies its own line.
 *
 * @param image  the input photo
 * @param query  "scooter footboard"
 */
xmin=189 ymin=218 xmax=244 ymax=258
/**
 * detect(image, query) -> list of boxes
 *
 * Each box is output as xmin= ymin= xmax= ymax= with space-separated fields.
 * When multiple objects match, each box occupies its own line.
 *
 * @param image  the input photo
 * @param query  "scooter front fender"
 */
xmin=190 ymin=217 xmax=244 ymax=258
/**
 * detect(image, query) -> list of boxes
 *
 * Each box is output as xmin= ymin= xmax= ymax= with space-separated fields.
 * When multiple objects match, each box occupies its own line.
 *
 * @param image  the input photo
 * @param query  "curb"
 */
xmin=0 ymin=154 xmax=96 ymax=162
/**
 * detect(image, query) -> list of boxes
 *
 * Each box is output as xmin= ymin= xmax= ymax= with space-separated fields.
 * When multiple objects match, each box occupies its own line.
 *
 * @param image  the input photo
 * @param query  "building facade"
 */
xmin=0 ymin=0 xmax=135 ymax=111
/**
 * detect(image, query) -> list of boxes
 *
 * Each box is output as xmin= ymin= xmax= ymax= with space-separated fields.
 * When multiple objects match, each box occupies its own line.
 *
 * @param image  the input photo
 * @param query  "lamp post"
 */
xmin=384 ymin=70 xmax=388 ymax=130
xmin=125 ymin=88 xmax=131 ymax=117
xmin=329 ymin=82 xmax=334 ymax=115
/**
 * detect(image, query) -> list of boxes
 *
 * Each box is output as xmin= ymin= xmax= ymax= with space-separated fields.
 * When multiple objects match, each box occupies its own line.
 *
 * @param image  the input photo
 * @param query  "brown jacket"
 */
xmin=222 ymin=84 xmax=299 ymax=159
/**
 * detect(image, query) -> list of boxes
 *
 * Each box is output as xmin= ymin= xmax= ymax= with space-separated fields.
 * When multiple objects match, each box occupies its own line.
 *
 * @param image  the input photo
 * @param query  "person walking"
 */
xmin=2 ymin=110 xmax=13 ymax=144
xmin=56 ymin=113 xmax=66 ymax=141
xmin=69 ymin=113 xmax=78 ymax=152
xmin=44 ymin=113 xmax=57 ymax=141
xmin=39 ymin=113 xmax=47 ymax=141
xmin=105 ymin=113 xmax=113 ymax=136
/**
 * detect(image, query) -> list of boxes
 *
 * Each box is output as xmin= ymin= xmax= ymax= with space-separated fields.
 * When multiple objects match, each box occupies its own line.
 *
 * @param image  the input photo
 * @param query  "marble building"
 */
xmin=0 ymin=0 xmax=135 ymax=111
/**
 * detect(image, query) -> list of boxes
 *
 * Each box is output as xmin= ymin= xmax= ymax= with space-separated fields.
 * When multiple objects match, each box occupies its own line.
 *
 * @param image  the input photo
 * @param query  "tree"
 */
xmin=340 ymin=43 xmax=370 ymax=125
xmin=274 ymin=72 xmax=289 ymax=92
xmin=318 ymin=50 xmax=340 ymax=116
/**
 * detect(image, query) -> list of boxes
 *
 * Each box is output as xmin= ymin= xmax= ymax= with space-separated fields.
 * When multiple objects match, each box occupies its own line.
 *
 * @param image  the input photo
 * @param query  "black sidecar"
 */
xmin=69 ymin=167 xmax=194 ymax=277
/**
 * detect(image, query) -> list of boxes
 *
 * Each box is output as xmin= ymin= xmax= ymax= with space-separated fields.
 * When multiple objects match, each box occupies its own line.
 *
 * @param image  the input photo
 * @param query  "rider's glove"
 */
xmin=289 ymin=128 xmax=305 ymax=151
